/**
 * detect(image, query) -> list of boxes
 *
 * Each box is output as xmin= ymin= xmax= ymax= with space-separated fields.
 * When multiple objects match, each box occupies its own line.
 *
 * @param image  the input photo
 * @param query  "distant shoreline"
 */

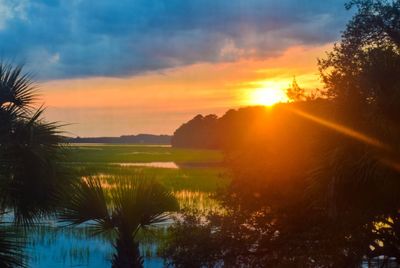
xmin=67 ymin=143 xmax=172 ymax=147
xmin=66 ymin=134 xmax=172 ymax=145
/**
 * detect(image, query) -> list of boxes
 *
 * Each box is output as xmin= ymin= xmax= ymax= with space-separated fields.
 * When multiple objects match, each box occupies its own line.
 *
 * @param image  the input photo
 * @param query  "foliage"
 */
xmin=172 ymin=114 xmax=220 ymax=149
xmin=166 ymin=102 xmax=400 ymax=267
xmin=319 ymin=0 xmax=400 ymax=107
xmin=162 ymin=213 xmax=222 ymax=268
xmin=0 ymin=224 xmax=24 ymax=268
xmin=286 ymin=77 xmax=306 ymax=101
xmin=0 ymin=62 xmax=73 ymax=223
xmin=60 ymin=176 xmax=179 ymax=268
xmin=0 ymin=62 xmax=73 ymax=266
xmin=344 ymin=0 xmax=400 ymax=48
xmin=172 ymin=106 xmax=285 ymax=150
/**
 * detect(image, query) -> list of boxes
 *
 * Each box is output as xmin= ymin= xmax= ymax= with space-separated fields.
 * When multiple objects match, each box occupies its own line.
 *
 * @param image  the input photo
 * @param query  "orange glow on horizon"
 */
xmin=39 ymin=44 xmax=331 ymax=136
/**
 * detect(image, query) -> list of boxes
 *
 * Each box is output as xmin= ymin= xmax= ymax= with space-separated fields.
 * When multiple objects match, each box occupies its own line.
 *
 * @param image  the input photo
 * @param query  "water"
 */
xmin=21 ymin=187 xmax=220 ymax=267
xmin=25 ymin=223 xmax=164 ymax=268
xmin=27 ymin=224 xmax=113 ymax=268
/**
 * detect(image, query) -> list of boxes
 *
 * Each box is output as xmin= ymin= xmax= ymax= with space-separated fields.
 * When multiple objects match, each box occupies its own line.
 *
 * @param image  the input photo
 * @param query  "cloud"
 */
xmin=0 ymin=0 xmax=27 ymax=29
xmin=0 ymin=0 xmax=351 ymax=80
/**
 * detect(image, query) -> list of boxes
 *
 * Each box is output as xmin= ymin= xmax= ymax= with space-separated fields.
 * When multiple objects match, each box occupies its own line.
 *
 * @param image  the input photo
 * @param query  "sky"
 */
xmin=0 ymin=0 xmax=352 ymax=136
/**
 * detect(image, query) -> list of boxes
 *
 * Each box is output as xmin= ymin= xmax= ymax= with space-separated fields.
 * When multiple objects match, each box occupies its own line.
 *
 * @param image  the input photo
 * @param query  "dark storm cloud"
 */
xmin=0 ymin=0 xmax=351 ymax=80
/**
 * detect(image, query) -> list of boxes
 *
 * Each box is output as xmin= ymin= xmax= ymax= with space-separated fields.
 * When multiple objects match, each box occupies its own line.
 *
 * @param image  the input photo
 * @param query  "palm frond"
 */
xmin=59 ymin=177 xmax=111 ymax=228
xmin=0 ymin=106 xmax=72 ymax=225
xmin=0 ymin=63 xmax=37 ymax=111
xmin=0 ymin=224 xmax=25 ymax=268
xmin=111 ymin=178 xmax=179 ymax=236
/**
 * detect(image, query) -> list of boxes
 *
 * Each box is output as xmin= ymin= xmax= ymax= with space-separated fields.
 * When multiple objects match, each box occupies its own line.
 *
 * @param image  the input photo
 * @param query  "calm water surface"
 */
xmin=24 ymin=185 xmax=219 ymax=267
xmin=26 ymin=223 xmax=164 ymax=268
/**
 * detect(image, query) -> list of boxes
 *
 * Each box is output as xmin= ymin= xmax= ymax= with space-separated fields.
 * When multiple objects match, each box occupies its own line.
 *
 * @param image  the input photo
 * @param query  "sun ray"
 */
xmin=290 ymin=108 xmax=388 ymax=150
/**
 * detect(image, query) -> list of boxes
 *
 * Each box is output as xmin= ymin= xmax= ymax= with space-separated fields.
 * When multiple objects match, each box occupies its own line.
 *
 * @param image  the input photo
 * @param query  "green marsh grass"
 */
xmin=66 ymin=144 xmax=223 ymax=163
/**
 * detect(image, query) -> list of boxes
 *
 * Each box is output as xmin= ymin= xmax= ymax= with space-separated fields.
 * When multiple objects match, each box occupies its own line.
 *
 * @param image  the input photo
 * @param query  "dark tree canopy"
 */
xmin=345 ymin=0 xmax=400 ymax=47
xmin=319 ymin=0 xmax=400 ymax=110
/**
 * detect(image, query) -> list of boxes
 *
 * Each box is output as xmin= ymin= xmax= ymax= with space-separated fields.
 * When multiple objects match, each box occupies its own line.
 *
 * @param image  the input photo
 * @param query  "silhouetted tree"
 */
xmin=345 ymin=0 xmax=400 ymax=47
xmin=319 ymin=0 xmax=400 ymax=108
xmin=172 ymin=106 xmax=281 ymax=150
xmin=172 ymin=114 xmax=219 ymax=149
xmin=286 ymin=77 xmax=306 ymax=101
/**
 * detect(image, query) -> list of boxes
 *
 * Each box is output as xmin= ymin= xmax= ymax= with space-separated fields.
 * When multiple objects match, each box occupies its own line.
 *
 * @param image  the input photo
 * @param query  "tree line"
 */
xmin=171 ymin=78 xmax=314 ymax=150
xmin=68 ymin=134 xmax=171 ymax=145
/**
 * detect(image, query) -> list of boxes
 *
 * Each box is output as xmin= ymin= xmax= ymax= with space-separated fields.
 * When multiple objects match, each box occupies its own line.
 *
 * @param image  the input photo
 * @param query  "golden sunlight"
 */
xmin=246 ymin=80 xmax=289 ymax=106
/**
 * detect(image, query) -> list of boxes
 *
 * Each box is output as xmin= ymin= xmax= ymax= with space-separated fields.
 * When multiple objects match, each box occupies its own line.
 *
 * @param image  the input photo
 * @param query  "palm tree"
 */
xmin=0 ymin=63 xmax=73 ymax=222
xmin=60 ymin=177 xmax=179 ymax=268
xmin=0 ymin=62 xmax=73 ymax=266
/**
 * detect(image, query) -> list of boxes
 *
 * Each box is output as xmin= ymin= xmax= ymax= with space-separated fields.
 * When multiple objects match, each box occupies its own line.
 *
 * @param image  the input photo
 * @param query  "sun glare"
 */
xmin=246 ymin=80 xmax=289 ymax=106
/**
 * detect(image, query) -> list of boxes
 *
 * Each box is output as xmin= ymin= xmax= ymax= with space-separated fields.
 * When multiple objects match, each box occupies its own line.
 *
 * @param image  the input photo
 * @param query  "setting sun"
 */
xmin=250 ymin=88 xmax=288 ymax=106
xmin=246 ymin=80 xmax=289 ymax=106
